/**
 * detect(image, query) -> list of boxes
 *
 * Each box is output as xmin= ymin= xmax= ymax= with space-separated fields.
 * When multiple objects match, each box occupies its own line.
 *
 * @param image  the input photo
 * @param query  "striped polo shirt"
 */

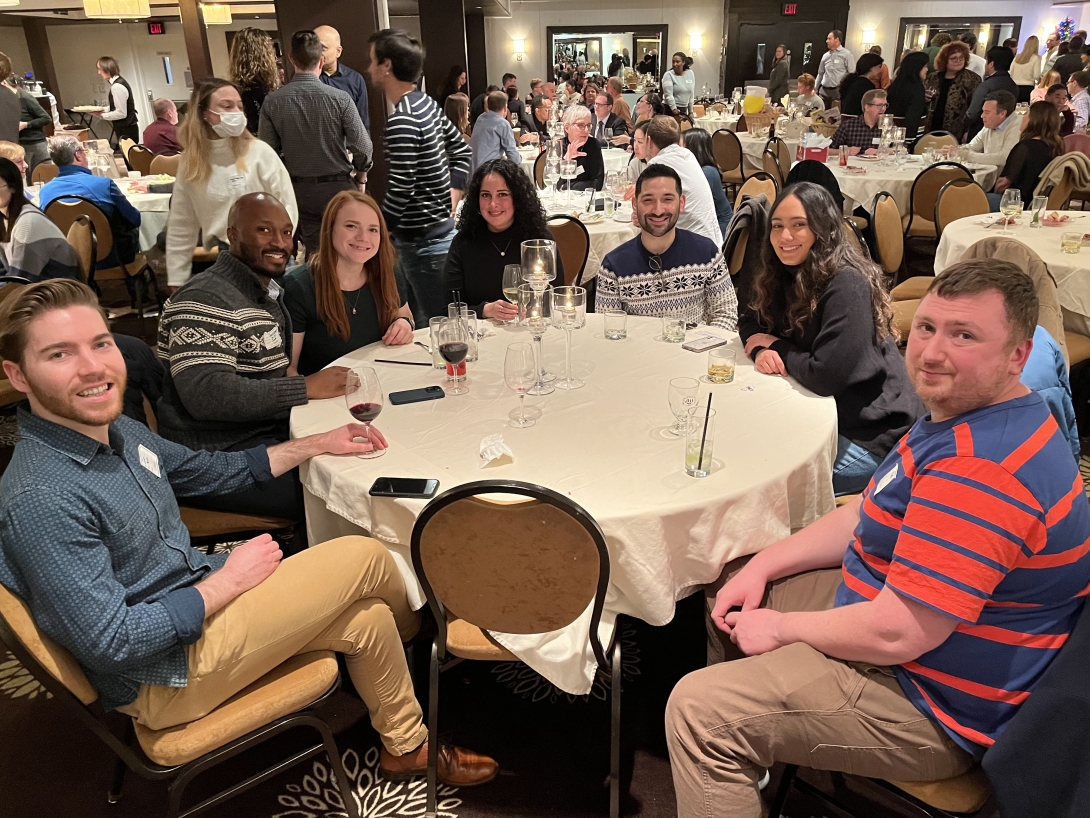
xmin=836 ymin=392 xmax=1090 ymax=755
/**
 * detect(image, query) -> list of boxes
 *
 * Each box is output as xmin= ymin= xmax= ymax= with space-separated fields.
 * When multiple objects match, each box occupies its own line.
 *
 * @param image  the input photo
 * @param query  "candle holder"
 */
xmin=521 ymin=239 xmax=557 ymax=291
xmin=551 ymin=286 xmax=586 ymax=389
xmin=517 ymin=283 xmax=555 ymax=395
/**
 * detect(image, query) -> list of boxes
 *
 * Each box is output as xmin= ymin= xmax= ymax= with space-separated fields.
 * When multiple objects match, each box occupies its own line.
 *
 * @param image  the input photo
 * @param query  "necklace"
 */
xmin=490 ymin=238 xmax=513 ymax=257
xmin=344 ymin=286 xmax=364 ymax=315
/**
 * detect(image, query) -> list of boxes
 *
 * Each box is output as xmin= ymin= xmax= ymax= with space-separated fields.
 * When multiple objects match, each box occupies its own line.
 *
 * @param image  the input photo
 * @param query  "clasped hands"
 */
xmin=709 ymin=562 xmax=786 ymax=656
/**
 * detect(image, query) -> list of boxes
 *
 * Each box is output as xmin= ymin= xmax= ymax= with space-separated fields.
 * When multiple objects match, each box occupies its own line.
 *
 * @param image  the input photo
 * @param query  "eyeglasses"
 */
xmin=594 ymin=101 xmax=611 ymax=107
xmin=570 ymin=122 xmax=591 ymax=131
xmin=865 ymin=102 xmax=889 ymax=110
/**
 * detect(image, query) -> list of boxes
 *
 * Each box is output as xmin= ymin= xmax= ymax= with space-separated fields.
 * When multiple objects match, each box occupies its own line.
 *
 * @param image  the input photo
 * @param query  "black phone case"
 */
xmin=389 ymin=386 xmax=446 ymax=405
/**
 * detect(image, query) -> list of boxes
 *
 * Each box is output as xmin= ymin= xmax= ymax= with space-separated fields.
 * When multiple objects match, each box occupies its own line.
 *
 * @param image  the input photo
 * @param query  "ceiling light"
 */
xmin=201 ymin=3 xmax=232 ymax=24
xmin=83 ymin=0 xmax=150 ymax=18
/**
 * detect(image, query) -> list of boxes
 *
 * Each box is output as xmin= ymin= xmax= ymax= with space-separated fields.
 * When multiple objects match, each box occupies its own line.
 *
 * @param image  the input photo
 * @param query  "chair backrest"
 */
xmin=907 ymin=161 xmax=972 ymax=225
xmin=870 ymin=191 xmax=903 ymax=276
xmin=711 ymin=128 xmax=744 ymax=177
xmin=411 ymin=480 xmax=613 ymax=672
xmin=934 ymin=177 xmax=990 ymax=237
xmin=785 ymin=159 xmax=844 ymax=210
xmin=546 ymin=216 xmax=591 ymax=286
xmin=735 ymin=172 xmax=778 ymax=209
xmin=149 ymin=153 xmax=180 ymax=176
xmin=65 ymin=215 xmax=97 ymax=285
xmin=709 ymin=102 xmax=725 ymax=113
xmin=1065 ymin=132 xmax=1090 ymax=159
xmin=128 ymin=145 xmax=154 ymax=177
xmin=843 ymin=218 xmax=870 ymax=259
xmin=1046 ymin=166 xmax=1076 ymax=209
xmin=761 ymin=149 xmax=782 ymax=187
xmin=692 ymin=103 xmax=706 ymax=118
xmin=0 ymin=583 xmax=99 ymax=705
xmin=736 ymin=114 xmax=747 ymax=132
xmin=727 ymin=225 xmax=748 ymax=276
xmin=44 ymin=196 xmax=114 ymax=262
xmin=913 ymin=131 xmax=958 ymax=155
xmin=119 ymin=138 xmax=136 ymax=162
xmin=31 ymin=162 xmax=58 ymax=185
xmin=679 ymin=119 xmax=693 ymax=132
xmin=533 ymin=150 xmax=547 ymax=190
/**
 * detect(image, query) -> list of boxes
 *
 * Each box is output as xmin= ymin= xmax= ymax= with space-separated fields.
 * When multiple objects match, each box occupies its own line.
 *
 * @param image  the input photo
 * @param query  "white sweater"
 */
xmin=1010 ymin=56 xmax=1042 ymax=87
xmin=967 ymin=114 xmax=1024 ymax=174
xmin=166 ymin=138 xmax=298 ymax=286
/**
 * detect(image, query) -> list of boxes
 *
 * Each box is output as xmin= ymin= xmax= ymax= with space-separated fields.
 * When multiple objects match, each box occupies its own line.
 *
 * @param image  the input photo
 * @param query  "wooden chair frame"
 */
xmin=65 ymin=214 xmax=97 ymax=286
xmin=128 ymin=145 xmax=155 ymax=177
xmin=411 ymin=480 xmax=621 ymax=818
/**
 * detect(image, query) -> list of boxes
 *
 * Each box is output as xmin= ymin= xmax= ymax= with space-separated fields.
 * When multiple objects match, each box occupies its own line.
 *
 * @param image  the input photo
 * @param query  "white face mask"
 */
xmin=211 ymin=111 xmax=247 ymax=138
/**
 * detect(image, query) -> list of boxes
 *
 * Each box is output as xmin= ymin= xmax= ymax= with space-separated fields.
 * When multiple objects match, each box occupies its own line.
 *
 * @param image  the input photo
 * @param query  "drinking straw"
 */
xmin=697 ymin=393 xmax=713 ymax=471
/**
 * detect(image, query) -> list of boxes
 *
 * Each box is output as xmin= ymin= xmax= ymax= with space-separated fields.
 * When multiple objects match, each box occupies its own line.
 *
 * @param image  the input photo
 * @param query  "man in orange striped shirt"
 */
xmin=666 ymin=259 xmax=1090 ymax=817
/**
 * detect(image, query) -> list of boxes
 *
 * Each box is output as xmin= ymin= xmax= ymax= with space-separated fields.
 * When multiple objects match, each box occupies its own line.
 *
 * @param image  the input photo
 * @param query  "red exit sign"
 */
xmin=147 ymin=21 xmax=165 ymax=35
xmin=782 ymin=3 xmax=798 ymax=15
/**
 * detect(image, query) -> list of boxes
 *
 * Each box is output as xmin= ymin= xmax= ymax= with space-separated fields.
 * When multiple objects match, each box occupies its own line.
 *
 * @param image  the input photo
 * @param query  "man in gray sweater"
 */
xmin=157 ymin=193 xmax=352 ymax=531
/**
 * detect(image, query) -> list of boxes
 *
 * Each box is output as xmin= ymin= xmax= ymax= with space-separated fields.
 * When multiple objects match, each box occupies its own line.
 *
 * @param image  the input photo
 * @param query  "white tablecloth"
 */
xmin=125 ymin=191 xmax=171 ymax=252
xmin=520 ymin=146 xmax=631 ymax=182
xmin=737 ymin=133 xmax=800 ymax=172
xmin=537 ymin=188 xmax=639 ymax=281
xmin=693 ymin=114 xmax=740 ymax=134
xmin=935 ymin=212 xmax=1090 ymax=334
xmin=290 ymin=315 xmax=838 ymax=694
xmin=827 ymin=157 xmax=998 ymax=217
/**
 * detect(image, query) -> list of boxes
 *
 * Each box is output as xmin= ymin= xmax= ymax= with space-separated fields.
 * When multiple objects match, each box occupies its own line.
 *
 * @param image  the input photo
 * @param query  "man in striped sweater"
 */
xmin=367 ymin=29 xmax=471 ymax=324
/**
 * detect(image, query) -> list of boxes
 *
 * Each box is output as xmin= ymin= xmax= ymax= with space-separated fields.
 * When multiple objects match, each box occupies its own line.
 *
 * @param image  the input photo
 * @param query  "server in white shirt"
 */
xmin=643 ymin=115 xmax=722 ymax=246
xmin=966 ymin=91 xmax=1022 ymax=170
xmin=92 ymin=56 xmax=138 ymax=146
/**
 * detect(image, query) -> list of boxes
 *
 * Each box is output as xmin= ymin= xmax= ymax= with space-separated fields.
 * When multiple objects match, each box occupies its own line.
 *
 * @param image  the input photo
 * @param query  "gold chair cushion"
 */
xmin=179 ymin=506 xmax=294 ymax=538
xmin=1065 ymin=330 xmax=1090 ymax=366
xmin=902 ymin=214 xmax=937 ymax=238
xmin=721 ymin=169 xmax=745 ymax=185
xmin=134 ymin=651 xmax=339 ymax=767
xmin=890 ymin=276 xmax=934 ymax=301
xmin=892 ymin=299 xmax=920 ymax=341
xmin=888 ymin=765 xmax=991 ymax=814
xmin=446 ymin=617 xmax=517 ymax=662
xmin=0 ymin=585 xmax=99 ymax=705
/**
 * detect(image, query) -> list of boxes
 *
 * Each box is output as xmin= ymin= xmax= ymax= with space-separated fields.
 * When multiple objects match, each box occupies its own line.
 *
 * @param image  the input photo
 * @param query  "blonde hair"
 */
xmin=0 ymin=141 xmax=25 ymax=162
xmin=178 ymin=78 xmax=253 ymax=187
xmin=1038 ymin=70 xmax=1061 ymax=90
xmin=1015 ymin=36 xmax=1040 ymax=65
xmin=228 ymin=27 xmax=280 ymax=93
xmin=797 ymin=73 xmax=816 ymax=91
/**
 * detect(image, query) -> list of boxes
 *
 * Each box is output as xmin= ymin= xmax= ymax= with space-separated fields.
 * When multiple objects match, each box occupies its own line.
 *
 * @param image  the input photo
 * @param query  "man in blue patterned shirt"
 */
xmin=0 ymin=280 xmax=497 ymax=786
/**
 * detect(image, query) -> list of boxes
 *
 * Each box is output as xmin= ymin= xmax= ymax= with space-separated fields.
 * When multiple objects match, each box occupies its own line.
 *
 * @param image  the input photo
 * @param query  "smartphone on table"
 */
xmin=369 ymin=478 xmax=440 ymax=500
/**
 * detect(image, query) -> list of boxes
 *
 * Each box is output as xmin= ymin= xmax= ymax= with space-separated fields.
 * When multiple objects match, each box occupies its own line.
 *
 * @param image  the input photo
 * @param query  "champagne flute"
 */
xmin=437 ymin=318 xmax=470 ymax=395
xmin=543 ymin=159 xmax=561 ymax=203
xmin=504 ymin=343 xmax=537 ymax=427
xmin=501 ymin=264 xmax=522 ymax=324
xmin=560 ymin=159 xmax=578 ymax=207
xmin=999 ymin=189 xmax=1022 ymax=236
xmin=344 ymin=366 xmax=385 ymax=459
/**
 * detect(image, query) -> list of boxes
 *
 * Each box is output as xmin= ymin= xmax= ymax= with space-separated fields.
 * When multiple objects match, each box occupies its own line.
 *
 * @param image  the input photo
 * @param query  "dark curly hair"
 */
xmin=456 ymin=158 xmax=549 ymax=240
xmin=751 ymin=182 xmax=896 ymax=342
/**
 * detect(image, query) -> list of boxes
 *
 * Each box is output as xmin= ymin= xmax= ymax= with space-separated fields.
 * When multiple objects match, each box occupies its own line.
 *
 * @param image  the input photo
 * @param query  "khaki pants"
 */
xmin=665 ymin=560 xmax=973 ymax=818
xmin=118 ymin=536 xmax=428 ymax=755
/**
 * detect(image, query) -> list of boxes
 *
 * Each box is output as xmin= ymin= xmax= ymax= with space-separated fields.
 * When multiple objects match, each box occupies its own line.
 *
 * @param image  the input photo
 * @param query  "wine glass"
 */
xmin=560 ymin=159 xmax=578 ymax=206
xmin=551 ymin=286 xmax=586 ymax=390
xmin=437 ymin=317 xmax=470 ymax=395
xmin=504 ymin=342 xmax=537 ymax=428
xmin=543 ymin=159 xmax=561 ymax=203
xmin=667 ymin=377 xmax=699 ymax=437
xmin=344 ymin=366 xmax=385 ymax=459
xmin=999 ymin=189 xmax=1022 ymax=236
xmin=517 ymin=283 xmax=555 ymax=396
xmin=606 ymin=170 xmax=626 ymax=216
xmin=501 ymin=264 xmax=522 ymax=324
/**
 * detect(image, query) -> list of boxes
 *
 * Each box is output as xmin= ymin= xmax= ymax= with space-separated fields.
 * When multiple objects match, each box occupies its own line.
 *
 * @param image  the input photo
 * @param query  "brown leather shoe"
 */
xmin=380 ymin=739 xmax=498 ymax=787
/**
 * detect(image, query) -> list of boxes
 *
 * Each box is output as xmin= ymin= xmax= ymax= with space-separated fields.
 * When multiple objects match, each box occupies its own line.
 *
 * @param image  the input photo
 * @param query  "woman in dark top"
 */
xmin=682 ymin=129 xmax=733 ymax=238
xmin=990 ymin=101 xmax=1064 ymax=210
xmin=925 ymin=41 xmax=980 ymax=138
xmin=767 ymin=45 xmax=790 ymax=104
xmin=839 ymin=53 xmax=884 ymax=116
xmin=740 ymin=182 xmax=923 ymax=495
xmin=444 ymin=158 xmax=563 ymax=321
xmin=886 ymin=51 xmax=930 ymax=144
xmin=285 ymin=191 xmax=413 ymax=377
xmin=437 ymin=64 xmax=467 ymax=109
xmin=559 ymin=105 xmax=605 ymax=190
xmin=228 ymin=27 xmax=280 ymax=134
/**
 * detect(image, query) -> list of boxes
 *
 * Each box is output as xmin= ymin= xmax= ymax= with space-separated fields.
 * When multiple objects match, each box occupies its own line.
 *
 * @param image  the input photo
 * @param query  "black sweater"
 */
xmin=840 ymin=76 xmax=875 ymax=117
xmin=559 ymin=136 xmax=605 ymax=191
xmin=738 ymin=265 xmax=923 ymax=457
xmin=443 ymin=223 xmax=564 ymax=317
xmin=887 ymin=80 xmax=928 ymax=143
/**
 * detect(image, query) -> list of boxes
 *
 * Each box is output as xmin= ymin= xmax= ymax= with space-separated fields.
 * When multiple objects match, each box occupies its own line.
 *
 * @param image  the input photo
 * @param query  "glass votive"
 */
xmin=1062 ymin=232 xmax=1082 ymax=254
xmin=707 ymin=347 xmax=736 ymax=383
xmin=662 ymin=313 xmax=685 ymax=343
xmin=685 ymin=408 xmax=717 ymax=478
xmin=603 ymin=308 xmax=627 ymax=339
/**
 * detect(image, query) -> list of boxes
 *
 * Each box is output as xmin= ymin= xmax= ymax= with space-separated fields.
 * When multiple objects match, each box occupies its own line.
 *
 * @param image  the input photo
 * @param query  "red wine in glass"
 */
xmin=345 ymin=367 xmax=385 ymax=458
xmin=439 ymin=342 xmax=468 ymax=364
xmin=348 ymin=402 xmax=382 ymax=423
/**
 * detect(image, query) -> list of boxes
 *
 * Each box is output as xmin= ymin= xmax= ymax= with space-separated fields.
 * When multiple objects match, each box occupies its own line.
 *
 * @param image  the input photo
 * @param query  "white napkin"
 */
xmin=800 ymin=133 xmax=832 ymax=148
xmin=479 ymin=433 xmax=514 ymax=468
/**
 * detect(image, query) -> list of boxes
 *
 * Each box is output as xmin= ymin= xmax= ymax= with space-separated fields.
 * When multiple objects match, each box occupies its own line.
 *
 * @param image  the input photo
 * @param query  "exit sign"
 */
xmin=147 ymin=21 xmax=165 ymax=35
xmin=782 ymin=3 xmax=798 ymax=15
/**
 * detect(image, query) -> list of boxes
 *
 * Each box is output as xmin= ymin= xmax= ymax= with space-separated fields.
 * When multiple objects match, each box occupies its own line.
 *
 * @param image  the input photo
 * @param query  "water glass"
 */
xmin=428 ymin=316 xmax=446 ymax=370
xmin=447 ymin=303 xmax=479 ymax=362
xmin=685 ymin=407 xmax=717 ymax=478
xmin=1030 ymin=195 xmax=1048 ymax=228
xmin=662 ymin=313 xmax=686 ymax=343
xmin=603 ymin=308 xmax=627 ymax=340
xmin=1062 ymin=232 xmax=1082 ymax=254
xmin=707 ymin=347 xmax=736 ymax=384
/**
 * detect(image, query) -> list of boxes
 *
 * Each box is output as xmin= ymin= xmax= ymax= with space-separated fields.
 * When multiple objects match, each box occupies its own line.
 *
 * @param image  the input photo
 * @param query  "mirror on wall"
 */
xmin=548 ymin=26 xmax=666 ymax=82
xmin=895 ymin=17 xmax=1021 ymax=67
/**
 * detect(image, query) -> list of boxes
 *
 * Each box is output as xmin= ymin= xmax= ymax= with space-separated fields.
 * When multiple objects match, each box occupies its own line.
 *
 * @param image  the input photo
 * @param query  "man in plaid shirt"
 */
xmin=830 ymin=88 xmax=886 ymax=154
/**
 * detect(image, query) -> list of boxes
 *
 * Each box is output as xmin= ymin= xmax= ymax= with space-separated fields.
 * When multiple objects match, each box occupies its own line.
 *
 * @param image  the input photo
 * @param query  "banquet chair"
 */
xmin=912 ymin=131 xmax=958 ymax=155
xmin=934 ymin=177 xmax=989 ymax=239
xmin=712 ymin=129 xmax=746 ymax=194
xmin=762 ymin=137 xmax=792 ymax=188
xmin=870 ymin=191 xmax=904 ymax=282
xmin=902 ymin=162 xmax=972 ymax=239
xmin=843 ymin=218 xmax=870 ymax=259
xmin=65 ymin=215 xmax=96 ymax=285
xmin=547 ymin=215 xmax=591 ymax=288
xmin=119 ymin=137 xmax=136 ymax=164
xmin=149 ymin=154 xmax=180 ymax=176
xmin=727 ymin=227 xmax=748 ymax=277
xmin=411 ymin=480 xmax=622 ymax=818
xmin=128 ymin=145 xmax=155 ymax=177
xmin=0 ymin=584 xmax=360 ymax=818
xmin=680 ymin=119 xmax=693 ymax=132
xmin=1064 ymin=132 xmax=1090 ymax=159
xmin=709 ymin=103 xmax=726 ymax=114
xmin=533 ymin=150 xmax=548 ymax=190
xmin=735 ymin=172 xmax=778 ymax=209
xmin=44 ymin=196 xmax=162 ymax=326
xmin=0 ymin=276 xmax=30 ymax=409
xmin=693 ymin=104 xmax=706 ymax=117
xmin=31 ymin=162 xmax=58 ymax=184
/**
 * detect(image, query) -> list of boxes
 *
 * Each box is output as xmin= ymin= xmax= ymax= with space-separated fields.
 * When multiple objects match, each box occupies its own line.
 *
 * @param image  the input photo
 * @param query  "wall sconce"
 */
xmin=861 ymin=29 xmax=876 ymax=49
xmin=512 ymin=38 xmax=525 ymax=61
xmin=979 ymin=25 xmax=991 ymax=46
xmin=689 ymin=33 xmax=702 ymax=54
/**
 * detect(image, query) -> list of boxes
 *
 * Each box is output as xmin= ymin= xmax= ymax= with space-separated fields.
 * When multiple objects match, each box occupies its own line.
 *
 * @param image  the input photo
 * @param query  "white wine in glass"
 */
xmin=999 ymin=189 xmax=1022 ymax=235
xmin=501 ymin=264 xmax=522 ymax=324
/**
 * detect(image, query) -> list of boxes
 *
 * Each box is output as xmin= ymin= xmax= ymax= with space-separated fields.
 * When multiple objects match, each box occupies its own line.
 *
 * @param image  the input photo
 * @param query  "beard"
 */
xmin=236 ymin=238 xmax=289 ymax=279
xmin=29 ymin=369 xmax=127 ymax=429
xmin=637 ymin=209 xmax=679 ymax=238
xmin=908 ymin=356 xmax=1012 ymax=421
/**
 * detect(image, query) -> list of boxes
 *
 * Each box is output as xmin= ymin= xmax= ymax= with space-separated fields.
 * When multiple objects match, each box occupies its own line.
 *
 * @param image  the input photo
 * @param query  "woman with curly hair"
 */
xmin=740 ymin=182 xmax=922 ymax=495
xmin=925 ymin=40 xmax=981 ymax=138
xmin=285 ymin=190 xmax=413 ymax=376
xmin=443 ymin=158 xmax=563 ymax=321
xmin=228 ymin=27 xmax=281 ymax=133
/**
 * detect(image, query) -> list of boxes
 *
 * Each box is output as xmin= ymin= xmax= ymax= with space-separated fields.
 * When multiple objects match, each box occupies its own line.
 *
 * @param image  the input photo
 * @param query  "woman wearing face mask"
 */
xmin=165 ymin=77 xmax=297 ymax=287
xmin=285 ymin=190 xmax=413 ymax=376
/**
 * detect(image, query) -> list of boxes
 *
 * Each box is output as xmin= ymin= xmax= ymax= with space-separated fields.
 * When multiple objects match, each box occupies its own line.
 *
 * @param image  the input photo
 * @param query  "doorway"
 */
xmin=736 ymin=21 xmax=837 ymax=87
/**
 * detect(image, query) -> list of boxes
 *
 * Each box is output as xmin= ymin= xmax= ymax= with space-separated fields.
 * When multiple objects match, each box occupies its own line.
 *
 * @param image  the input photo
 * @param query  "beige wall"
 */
xmin=0 ymin=26 xmax=33 ymax=80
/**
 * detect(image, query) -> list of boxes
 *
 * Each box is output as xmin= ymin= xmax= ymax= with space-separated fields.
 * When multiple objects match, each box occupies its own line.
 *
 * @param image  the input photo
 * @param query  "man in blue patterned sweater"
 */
xmin=595 ymin=164 xmax=738 ymax=330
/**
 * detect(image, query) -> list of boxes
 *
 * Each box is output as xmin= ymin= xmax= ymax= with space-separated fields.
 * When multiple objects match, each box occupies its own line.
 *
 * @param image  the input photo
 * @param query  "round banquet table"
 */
xmin=290 ymin=315 xmax=838 ymax=694
xmin=827 ymin=156 xmax=998 ymax=217
xmin=537 ymin=188 xmax=639 ymax=281
xmin=693 ymin=114 xmax=740 ymax=134
xmin=737 ymin=132 xmax=800 ymax=172
xmin=935 ymin=212 xmax=1090 ymax=335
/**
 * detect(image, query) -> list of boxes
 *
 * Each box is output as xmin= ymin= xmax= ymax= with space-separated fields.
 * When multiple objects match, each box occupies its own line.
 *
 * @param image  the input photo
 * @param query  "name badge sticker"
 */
xmin=227 ymin=174 xmax=246 ymax=194
xmin=874 ymin=463 xmax=898 ymax=495
xmin=138 ymin=444 xmax=161 ymax=478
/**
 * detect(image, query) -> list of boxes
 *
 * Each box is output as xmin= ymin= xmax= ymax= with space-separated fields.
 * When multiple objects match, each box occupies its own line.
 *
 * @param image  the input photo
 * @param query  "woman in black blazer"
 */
xmin=887 ymin=51 xmax=930 ymax=144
